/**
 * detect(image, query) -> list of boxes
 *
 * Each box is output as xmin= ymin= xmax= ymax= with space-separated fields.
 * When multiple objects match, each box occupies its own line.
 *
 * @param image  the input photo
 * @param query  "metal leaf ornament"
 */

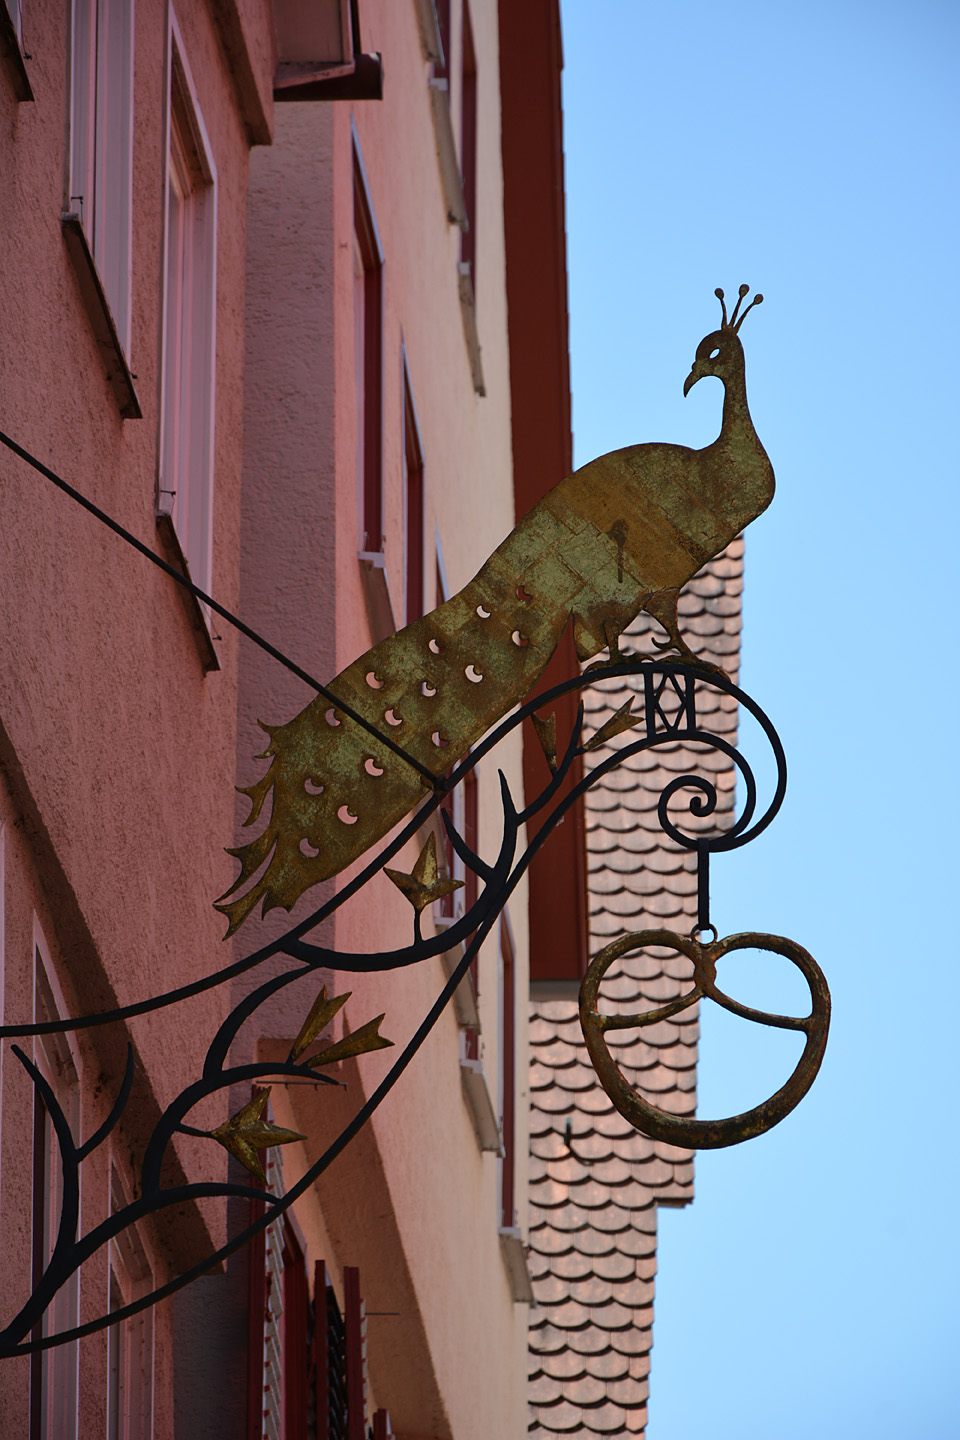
xmin=209 ymin=1087 xmax=305 ymax=1184
xmin=286 ymin=984 xmax=395 ymax=1069
xmin=581 ymin=698 xmax=643 ymax=752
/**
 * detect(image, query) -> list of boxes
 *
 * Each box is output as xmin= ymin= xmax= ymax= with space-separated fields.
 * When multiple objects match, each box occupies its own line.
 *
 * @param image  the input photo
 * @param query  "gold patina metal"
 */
xmin=209 ymin=1087 xmax=305 ymax=1184
xmin=384 ymin=833 xmax=464 ymax=913
xmin=578 ymin=929 xmax=831 ymax=1150
xmin=217 ymin=287 xmax=773 ymax=934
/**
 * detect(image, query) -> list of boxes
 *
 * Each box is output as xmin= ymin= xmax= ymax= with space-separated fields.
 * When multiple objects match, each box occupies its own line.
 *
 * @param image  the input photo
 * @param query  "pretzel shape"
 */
xmin=579 ymin=929 xmax=830 ymax=1150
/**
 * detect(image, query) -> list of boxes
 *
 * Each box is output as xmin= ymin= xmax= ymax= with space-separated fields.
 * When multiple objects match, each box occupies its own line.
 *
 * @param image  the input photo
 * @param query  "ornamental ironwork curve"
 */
xmin=0 ymin=286 xmax=830 ymax=1356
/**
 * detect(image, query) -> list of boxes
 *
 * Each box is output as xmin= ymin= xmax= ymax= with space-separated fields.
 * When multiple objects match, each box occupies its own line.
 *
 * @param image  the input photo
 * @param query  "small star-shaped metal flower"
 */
xmin=209 ymin=1086 xmax=305 ymax=1185
xmin=384 ymin=833 xmax=463 ymax=913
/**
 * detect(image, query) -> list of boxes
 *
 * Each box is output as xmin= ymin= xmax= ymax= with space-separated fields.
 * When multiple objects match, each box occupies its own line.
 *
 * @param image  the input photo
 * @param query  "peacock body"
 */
xmin=217 ymin=288 xmax=774 ymax=934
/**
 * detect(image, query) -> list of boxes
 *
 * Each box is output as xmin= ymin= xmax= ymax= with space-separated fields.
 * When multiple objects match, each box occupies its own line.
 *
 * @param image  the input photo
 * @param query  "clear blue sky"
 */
xmin=559 ymin=3 xmax=959 ymax=1436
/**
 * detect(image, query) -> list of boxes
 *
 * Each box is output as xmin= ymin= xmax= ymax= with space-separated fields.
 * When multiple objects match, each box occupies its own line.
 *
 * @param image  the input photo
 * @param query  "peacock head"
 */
xmin=683 ymin=284 xmax=762 ymax=396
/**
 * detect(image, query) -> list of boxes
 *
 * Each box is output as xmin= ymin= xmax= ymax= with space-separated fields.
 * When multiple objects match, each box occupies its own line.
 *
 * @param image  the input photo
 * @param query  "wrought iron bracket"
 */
xmin=0 ymin=658 xmax=829 ymax=1357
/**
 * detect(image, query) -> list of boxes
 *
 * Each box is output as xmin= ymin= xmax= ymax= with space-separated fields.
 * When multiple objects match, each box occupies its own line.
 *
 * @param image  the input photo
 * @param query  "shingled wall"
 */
xmin=527 ymin=542 xmax=744 ymax=1436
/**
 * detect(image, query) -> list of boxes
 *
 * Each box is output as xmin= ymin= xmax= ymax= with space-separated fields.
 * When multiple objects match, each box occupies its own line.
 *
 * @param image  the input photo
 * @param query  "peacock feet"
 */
xmin=644 ymin=589 xmax=730 ymax=680
xmin=584 ymin=619 xmax=630 ymax=673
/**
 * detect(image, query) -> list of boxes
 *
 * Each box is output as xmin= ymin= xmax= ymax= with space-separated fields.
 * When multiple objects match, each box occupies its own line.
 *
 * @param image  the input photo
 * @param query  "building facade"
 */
xmin=0 ymin=2 xmax=742 ymax=1436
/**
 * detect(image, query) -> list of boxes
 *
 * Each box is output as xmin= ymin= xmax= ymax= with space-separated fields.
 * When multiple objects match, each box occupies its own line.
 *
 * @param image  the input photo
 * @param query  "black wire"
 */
xmin=0 ymin=428 xmax=437 ymax=787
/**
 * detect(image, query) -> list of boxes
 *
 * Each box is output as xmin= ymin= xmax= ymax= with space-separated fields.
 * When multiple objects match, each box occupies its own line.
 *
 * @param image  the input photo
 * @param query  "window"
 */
xmin=159 ymin=31 xmax=217 ymax=594
xmin=249 ymin=1140 xmax=312 ymax=1440
xmin=402 ymin=362 xmax=425 ymax=625
xmin=68 ymin=0 xmax=134 ymax=353
xmin=105 ymin=1172 xmax=154 ymax=1440
xmin=311 ymin=1261 xmax=347 ymax=1440
xmin=459 ymin=2 xmax=477 ymax=289
xmin=353 ymin=140 xmax=383 ymax=557
xmin=31 ymin=956 xmax=80 ymax=1440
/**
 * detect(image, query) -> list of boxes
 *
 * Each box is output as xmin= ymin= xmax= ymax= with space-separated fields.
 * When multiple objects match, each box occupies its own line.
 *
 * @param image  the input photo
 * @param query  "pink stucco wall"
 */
xmin=236 ymin=3 xmax=531 ymax=1434
xmin=0 ymin=1 xmax=274 ymax=1431
xmin=0 ymin=1 xmax=539 ymax=1434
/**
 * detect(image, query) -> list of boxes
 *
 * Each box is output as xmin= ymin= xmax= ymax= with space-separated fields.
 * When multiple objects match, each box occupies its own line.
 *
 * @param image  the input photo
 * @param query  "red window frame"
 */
xmin=459 ymin=2 xmax=478 ymax=286
xmin=434 ymin=0 xmax=451 ymax=78
xmin=402 ymin=359 xmax=425 ymax=625
xmin=353 ymin=136 xmax=384 ymax=555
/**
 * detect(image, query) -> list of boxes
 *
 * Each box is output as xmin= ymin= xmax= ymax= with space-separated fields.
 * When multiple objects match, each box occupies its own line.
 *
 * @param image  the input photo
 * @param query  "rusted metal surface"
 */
xmin=579 ymin=928 xmax=830 ymax=1149
xmin=218 ymin=287 xmax=773 ymax=933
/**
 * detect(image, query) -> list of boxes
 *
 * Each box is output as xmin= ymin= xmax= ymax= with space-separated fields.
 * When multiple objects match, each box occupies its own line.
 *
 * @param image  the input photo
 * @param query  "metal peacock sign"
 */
xmin=0 ymin=285 xmax=829 ymax=1355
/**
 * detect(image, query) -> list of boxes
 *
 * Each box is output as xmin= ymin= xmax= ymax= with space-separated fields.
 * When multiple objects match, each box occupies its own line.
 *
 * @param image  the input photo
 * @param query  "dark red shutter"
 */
xmin=282 ymin=1221 xmax=309 ymax=1440
xmin=344 ymin=1267 xmax=366 ymax=1440
xmin=247 ymin=1187 xmax=267 ymax=1440
xmin=372 ymin=1411 xmax=395 ymax=1440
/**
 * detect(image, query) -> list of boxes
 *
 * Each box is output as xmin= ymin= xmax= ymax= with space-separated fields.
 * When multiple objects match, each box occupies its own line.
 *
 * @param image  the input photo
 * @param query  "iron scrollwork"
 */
xmin=0 ymin=659 xmax=829 ymax=1356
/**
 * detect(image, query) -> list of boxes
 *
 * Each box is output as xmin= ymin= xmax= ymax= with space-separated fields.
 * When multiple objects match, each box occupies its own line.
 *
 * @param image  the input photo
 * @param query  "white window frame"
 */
xmin=158 ymin=13 xmax=218 ymax=597
xmin=32 ymin=925 xmax=82 ymax=1440
xmin=5 ymin=0 xmax=22 ymax=41
xmin=68 ymin=0 xmax=135 ymax=354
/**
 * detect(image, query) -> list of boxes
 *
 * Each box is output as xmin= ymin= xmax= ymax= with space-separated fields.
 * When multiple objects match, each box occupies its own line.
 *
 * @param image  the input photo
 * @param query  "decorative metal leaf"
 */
xmin=531 ymin=711 xmax=558 ymax=771
xmin=289 ymin=986 xmax=351 ymax=1062
xmin=209 ymin=1087 xmax=306 ymax=1184
xmin=582 ymin=698 xmax=643 ymax=752
xmin=306 ymin=1014 xmax=394 ymax=1068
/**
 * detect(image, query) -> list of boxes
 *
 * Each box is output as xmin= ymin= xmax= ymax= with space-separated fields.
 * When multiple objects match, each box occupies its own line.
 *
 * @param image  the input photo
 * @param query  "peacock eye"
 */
xmin=709 ymin=347 xmax=720 ymax=360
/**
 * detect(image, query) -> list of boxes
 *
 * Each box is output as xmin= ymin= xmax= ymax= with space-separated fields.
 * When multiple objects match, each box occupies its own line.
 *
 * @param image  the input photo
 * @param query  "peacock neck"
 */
xmin=709 ymin=353 xmax=775 ymax=514
xmin=719 ymin=362 xmax=754 ymax=446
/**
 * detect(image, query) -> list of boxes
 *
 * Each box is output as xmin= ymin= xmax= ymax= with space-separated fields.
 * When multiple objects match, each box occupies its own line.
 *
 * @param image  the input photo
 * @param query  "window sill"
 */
xmin=156 ymin=508 xmax=221 ymax=673
xmin=428 ymin=78 xmax=468 ymax=228
xmin=414 ymin=0 xmax=443 ymax=64
xmin=458 ymin=263 xmax=485 ymax=396
xmin=61 ymin=212 xmax=141 ymax=420
xmin=498 ymin=1228 xmax=534 ymax=1303
xmin=359 ymin=550 xmax=397 ymax=644
xmin=0 ymin=6 xmax=32 ymax=101
xmin=460 ymin=1038 xmax=503 ymax=1155
xmin=438 ymin=933 xmax=481 ymax=1030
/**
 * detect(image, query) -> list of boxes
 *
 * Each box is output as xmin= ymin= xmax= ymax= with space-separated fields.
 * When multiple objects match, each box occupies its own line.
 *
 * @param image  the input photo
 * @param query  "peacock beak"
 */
xmin=683 ymin=366 xmax=699 ymax=397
